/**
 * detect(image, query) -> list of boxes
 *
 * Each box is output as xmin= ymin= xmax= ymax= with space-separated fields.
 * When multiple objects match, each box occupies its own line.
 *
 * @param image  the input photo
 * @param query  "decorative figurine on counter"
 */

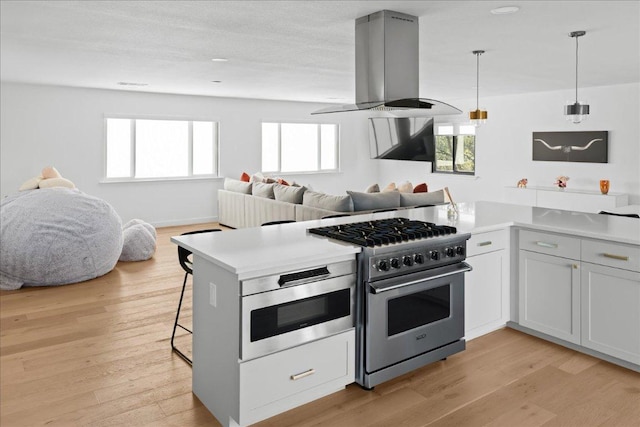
xmin=554 ymin=175 xmax=570 ymax=189
xmin=517 ymin=178 xmax=528 ymax=188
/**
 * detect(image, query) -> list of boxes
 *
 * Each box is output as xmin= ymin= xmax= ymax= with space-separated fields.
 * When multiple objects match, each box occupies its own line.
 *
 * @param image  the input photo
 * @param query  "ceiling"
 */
xmin=1 ymin=1 xmax=638 ymax=105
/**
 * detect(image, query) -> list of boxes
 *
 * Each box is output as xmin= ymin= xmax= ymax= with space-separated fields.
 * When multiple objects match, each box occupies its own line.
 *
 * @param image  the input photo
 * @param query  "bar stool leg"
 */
xmin=171 ymin=271 xmax=193 ymax=365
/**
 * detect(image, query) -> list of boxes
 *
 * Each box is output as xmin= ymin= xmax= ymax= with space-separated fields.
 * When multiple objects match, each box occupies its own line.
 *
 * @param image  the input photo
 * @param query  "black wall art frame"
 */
xmin=532 ymin=131 xmax=608 ymax=163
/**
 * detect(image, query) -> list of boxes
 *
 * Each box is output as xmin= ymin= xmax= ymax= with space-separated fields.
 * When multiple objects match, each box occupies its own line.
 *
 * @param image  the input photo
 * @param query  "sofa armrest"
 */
xmin=218 ymin=190 xmax=247 ymax=228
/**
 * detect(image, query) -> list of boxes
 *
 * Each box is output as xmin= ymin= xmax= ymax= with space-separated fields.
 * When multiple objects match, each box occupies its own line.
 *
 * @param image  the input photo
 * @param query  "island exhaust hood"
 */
xmin=313 ymin=10 xmax=461 ymax=115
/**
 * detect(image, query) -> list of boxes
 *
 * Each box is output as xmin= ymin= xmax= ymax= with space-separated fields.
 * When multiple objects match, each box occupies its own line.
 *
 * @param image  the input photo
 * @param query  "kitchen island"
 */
xmin=172 ymin=201 xmax=640 ymax=427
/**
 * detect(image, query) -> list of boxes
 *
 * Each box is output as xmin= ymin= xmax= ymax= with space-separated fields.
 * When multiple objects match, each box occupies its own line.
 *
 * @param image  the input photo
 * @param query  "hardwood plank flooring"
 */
xmin=2 ymin=223 xmax=639 ymax=426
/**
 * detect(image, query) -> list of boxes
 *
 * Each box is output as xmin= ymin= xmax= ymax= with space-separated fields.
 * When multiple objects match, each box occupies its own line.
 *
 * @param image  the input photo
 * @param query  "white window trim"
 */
xmin=102 ymin=114 xmax=221 ymax=183
xmin=261 ymin=120 xmax=341 ymax=175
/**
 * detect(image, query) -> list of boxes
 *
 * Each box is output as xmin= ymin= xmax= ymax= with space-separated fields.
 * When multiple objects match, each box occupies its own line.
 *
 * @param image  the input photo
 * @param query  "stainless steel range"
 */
xmin=309 ymin=218 xmax=472 ymax=389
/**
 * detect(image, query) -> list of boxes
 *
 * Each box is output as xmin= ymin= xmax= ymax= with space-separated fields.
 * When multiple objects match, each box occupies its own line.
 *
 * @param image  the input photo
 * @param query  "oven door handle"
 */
xmin=369 ymin=262 xmax=473 ymax=294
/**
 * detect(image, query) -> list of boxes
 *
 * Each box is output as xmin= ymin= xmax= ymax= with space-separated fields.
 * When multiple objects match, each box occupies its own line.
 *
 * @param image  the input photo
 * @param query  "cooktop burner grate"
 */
xmin=308 ymin=218 xmax=457 ymax=247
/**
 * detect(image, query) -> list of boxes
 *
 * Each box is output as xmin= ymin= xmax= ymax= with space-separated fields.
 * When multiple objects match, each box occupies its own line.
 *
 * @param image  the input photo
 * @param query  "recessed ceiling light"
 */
xmin=490 ymin=6 xmax=520 ymax=15
xmin=117 ymin=82 xmax=148 ymax=86
xmin=211 ymin=58 xmax=228 ymax=62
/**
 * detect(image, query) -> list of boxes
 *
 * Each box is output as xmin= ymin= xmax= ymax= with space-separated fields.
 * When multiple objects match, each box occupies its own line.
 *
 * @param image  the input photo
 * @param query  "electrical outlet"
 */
xmin=209 ymin=283 xmax=217 ymax=307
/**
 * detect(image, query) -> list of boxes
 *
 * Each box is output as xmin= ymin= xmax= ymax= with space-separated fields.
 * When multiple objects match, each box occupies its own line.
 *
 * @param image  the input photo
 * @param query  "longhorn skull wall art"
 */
xmin=532 ymin=131 xmax=608 ymax=163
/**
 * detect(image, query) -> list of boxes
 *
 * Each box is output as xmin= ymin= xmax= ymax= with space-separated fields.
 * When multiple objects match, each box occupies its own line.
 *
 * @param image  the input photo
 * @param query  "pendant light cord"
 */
xmin=476 ymin=52 xmax=480 ymax=110
xmin=575 ymin=35 xmax=579 ymax=104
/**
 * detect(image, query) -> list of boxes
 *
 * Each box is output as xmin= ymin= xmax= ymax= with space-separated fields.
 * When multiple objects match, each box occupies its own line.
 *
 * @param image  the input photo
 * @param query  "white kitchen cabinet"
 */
xmin=239 ymin=330 xmax=354 ymax=425
xmin=518 ymin=249 xmax=581 ymax=344
xmin=190 ymin=255 xmax=356 ymax=427
xmin=581 ymin=261 xmax=640 ymax=365
xmin=465 ymin=230 xmax=509 ymax=340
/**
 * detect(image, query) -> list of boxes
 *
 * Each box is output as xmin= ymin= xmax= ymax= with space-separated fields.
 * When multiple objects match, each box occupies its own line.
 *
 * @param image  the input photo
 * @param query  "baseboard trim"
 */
xmin=150 ymin=216 xmax=219 ymax=228
xmin=507 ymin=321 xmax=640 ymax=372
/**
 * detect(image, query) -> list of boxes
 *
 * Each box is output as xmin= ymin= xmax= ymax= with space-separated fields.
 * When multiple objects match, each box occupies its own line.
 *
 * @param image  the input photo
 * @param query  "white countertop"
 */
xmin=172 ymin=201 xmax=640 ymax=278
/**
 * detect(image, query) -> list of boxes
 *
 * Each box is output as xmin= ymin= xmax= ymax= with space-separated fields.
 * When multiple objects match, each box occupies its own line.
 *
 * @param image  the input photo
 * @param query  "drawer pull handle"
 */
xmin=535 ymin=241 xmax=558 ymax=249
xmin=603 ymin=253 xmax=629 ymax=261
xmin=477 ymin=241 xmax=492 ymax=247
xmin=573 ymin=264 xmax=579 ymax=269
xmin=290 ymin=369 xmax=315 ymax=381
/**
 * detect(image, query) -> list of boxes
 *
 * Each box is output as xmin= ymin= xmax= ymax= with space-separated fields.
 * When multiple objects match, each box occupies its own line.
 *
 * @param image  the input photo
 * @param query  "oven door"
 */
xmin=365 ymin=262 xmax=471 ymax=373
xmin=242 ymin=274 xmax=355 ymax=360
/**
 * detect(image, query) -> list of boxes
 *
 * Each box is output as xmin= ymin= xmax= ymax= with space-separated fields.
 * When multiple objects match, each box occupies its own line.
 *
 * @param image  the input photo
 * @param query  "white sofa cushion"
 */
xmin=399 ymin=190 xmax=446 ymax=207
xmin=347 ymin=190 xmax=400 ymax=211
xmin=252 ymin=181 xmax=275 ymax=199
xmin=224 ymin=178 xmax=252 ymax=194
xmin=303 ymin=190 xmax=353 ymax=212
xmin=273 ymin=183 xmax=306 ymax=204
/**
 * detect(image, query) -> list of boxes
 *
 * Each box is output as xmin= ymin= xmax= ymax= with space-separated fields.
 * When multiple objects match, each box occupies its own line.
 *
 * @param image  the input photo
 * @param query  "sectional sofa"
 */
xmin=218 ymin=178 xmax=447 ymax=229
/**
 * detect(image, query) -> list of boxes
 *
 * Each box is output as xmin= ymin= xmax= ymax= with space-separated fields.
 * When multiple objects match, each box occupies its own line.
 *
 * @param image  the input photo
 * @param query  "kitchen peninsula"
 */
xmin=172 ymin=201 xmax=640 ymax=427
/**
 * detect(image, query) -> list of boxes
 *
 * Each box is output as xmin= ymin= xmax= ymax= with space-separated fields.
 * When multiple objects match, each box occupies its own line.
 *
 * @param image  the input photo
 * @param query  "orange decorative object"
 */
xmin=600 ymin=179 xmax=610 ymax=195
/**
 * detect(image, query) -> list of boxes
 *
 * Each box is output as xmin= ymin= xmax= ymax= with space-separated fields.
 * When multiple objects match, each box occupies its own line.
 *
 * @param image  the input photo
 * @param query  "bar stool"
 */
xmin=598 ymin=211 xmax=639 ymax=218
xmin=261 ymin=220 xmax=296 ymax=226
xmin=172 ymin=228 xmax=221 ymax=365
xmin=321 ymin=213 xmax=351 ymax=219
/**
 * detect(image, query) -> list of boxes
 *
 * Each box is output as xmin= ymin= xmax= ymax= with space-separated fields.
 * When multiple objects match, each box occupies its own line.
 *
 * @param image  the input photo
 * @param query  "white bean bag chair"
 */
xmin=0 ymin=188 xmax=123 ymax=290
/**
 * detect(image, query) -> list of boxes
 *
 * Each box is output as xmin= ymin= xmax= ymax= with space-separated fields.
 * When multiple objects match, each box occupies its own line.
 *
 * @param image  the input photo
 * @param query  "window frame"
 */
xmin=102 ymin=114 xmax=220 ymax=183
xmin=261 ymin=121 xmax=340 ymax=175
xmin=432 ymin=124 xmax=476 ymax=176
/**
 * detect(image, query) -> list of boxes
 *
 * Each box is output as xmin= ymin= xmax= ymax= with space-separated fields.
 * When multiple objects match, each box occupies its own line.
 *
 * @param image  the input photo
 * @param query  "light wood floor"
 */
xmin=1 ymin=223 xmax=638 ymax=427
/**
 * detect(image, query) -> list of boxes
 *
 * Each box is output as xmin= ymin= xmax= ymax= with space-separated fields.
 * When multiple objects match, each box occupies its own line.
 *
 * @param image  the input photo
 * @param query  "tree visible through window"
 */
xmin=433 ymin=125 xmax=475 ymax=174
xmin=105 ymin=117 xmax=219 ymax=180
xmin=262 ymin=122 xmax=339 ymax=173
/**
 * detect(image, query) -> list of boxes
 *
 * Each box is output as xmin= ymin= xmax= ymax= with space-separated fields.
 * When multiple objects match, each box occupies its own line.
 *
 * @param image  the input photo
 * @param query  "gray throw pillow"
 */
xmin=223 ymin=178 xmax=252 ymax=194
xmin=303 ymin=190 xmax=354 ymax=212
xmin=347 ymin=190 xmax=401 ymax=211
xmin=273 ymin=183 xmax=306 ymax=204
xmin=399 ymin=190 xmax=446 ymax=207
xmin=252 ymin=181 xmax=275 ymax=199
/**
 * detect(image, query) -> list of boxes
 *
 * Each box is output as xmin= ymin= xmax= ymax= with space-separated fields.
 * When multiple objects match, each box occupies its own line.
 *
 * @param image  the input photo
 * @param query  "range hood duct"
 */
xmin=313 ymin=10 xmax=461 ymax=115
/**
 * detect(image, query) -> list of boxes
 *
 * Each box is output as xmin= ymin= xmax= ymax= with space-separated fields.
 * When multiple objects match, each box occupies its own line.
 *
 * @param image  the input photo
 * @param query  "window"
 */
xmin=433 ymin=124 xmax=475 ymax=175
xmin=262 ymin=122 xmax=339 ymax=173
xmin=105 ymin=117 xmax=218 ymax=180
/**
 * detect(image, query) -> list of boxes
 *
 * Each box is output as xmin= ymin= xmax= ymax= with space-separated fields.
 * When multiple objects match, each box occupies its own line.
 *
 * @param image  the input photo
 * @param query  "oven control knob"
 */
xmin=403 ymin=255 xmax=414 ymax=267
xmin=430 ymin=250 xmax=440 ymax=260
xmin=456 ymin=246 xmax=465 ymax=256
xmin=446 ymin=247 xmax=455 ymax=257
xmin=377 ymin=260 xmax=389 ymax=271
xmin=390 ymin=258 xmax=401 ymax=269
xmin=414 ymin=253 xmax=424 ymax=264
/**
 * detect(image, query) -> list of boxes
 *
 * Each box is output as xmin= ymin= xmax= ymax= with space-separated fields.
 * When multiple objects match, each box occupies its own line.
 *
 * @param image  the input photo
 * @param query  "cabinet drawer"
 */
xmin=582 ymin=240 xmax=640 ymax=272
xmin=240 ymin=330 xmax=354 ymax=412
xmin=467 ymin=229 xmax=507 ymax=257
xmin=519 ymin=229 xmax=580 ymax=259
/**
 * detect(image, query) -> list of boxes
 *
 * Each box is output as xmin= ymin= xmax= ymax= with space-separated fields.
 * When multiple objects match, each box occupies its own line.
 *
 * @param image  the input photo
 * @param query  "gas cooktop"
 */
xmin=308 ymin=218 xmax=457 ymax=248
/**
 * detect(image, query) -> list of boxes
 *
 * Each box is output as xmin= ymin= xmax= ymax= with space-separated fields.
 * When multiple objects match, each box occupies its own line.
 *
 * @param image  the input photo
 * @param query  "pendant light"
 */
xmin=565 ymin=31 xmax=589 ymax=123
xmin=469 ymin=50 xmax=487 ymax=126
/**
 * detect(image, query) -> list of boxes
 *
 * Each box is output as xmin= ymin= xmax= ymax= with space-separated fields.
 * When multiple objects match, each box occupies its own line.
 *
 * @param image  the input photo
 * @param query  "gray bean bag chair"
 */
xmin=119 ymin=219 xmax=157 ymax=262
xmin=0 ymin=188 xmax=123 ymax=290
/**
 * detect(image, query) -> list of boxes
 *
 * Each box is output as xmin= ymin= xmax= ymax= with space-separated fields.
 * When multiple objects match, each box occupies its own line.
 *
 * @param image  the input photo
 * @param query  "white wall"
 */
xmin=377 ymin=83 xmax=640 ymax=206
xmin=3 ymin=82 xmax=638 ymax=227
xmin=0 ymin=83 xmax=375 ymax=226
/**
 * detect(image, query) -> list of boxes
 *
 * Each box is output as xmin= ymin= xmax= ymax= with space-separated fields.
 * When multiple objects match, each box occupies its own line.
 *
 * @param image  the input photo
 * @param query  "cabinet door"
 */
xmin=465 ymin=249 xmax=508 ymax=339
xmin=519 ymin=250 xmax=581 ymax=344
xmin=581 ymin=263 xmax=640 ymax=364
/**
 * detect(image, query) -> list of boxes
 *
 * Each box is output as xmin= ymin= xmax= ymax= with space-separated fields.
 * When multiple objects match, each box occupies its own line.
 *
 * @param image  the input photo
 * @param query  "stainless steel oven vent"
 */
xmin=313 ymin=10 xmax=461 ymax=116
